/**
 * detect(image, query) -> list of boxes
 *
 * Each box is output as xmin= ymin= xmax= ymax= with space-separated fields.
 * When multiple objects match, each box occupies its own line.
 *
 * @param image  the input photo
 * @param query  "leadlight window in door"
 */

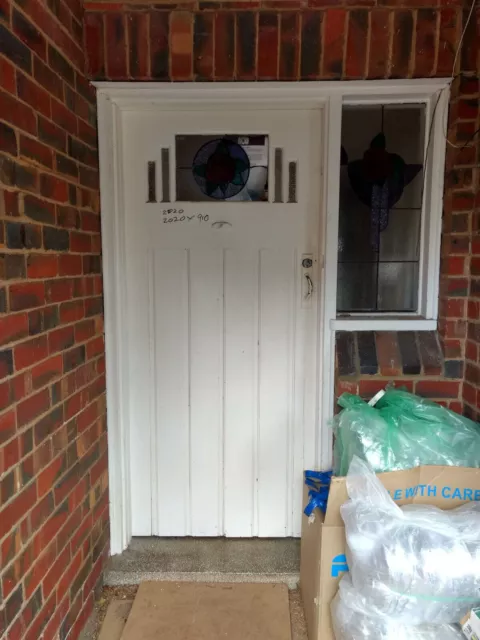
xmin=176 ymin=135 xmax=269 ymax=202
xmin=337 ymin=104 xmax=425 ymax=313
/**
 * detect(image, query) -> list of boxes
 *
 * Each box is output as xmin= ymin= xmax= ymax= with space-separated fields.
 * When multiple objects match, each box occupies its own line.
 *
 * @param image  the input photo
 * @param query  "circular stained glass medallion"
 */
xmin=192 ymin=138 xmax=250 ymax=200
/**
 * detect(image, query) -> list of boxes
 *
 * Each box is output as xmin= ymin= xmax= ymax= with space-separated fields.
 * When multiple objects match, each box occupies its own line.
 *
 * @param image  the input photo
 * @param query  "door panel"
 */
xmin=189 ymin=249 xmax=224 ymax=536
xmin=122 ymin=106 xmax=323 ymax=537
xmin=224 ymin=249 xmax=258 ymax=537
xmin=154 ymin=249 xmax=190 ymax=535
xmin=257 ymin=249 xmax=295 ymax=536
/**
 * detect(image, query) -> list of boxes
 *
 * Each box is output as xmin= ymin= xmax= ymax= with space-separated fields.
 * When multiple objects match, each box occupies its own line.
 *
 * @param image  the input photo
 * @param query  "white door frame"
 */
xmin=95 ymin=80 xmax=449 ymax=554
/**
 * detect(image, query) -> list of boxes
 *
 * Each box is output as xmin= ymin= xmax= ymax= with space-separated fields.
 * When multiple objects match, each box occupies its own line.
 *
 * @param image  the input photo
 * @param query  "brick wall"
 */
xmin=0 ymin=0 xmax=108 ymax=635
xmin=444 ymin=74 xmax=480 ymax=420
xmin=336 ymin=331 xmax=463 ymax=413
xmin=83 ymin=1 xmax=466 ymax=82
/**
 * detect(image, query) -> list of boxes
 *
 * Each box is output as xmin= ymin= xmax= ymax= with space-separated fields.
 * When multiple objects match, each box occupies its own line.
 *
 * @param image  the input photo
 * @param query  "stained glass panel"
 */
xmin=176 ymin=135 xmax=269 ymax=202
xmin=337 ymin=104 xmax=425 ymax=313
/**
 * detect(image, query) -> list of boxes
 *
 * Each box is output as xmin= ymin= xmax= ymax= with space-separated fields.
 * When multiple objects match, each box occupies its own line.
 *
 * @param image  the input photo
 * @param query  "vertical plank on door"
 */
xmin=189 ymin=249 xmax=224 ymax=536
xmin=129 ymin=251 xmax=153 ymax=535
xmin=224 ymin=250 xmax=259 ymax=537
xmin=258 ymin=249 xmax=295 ymax=537
xmin=154 ymin=250 xmax=190 ymax=536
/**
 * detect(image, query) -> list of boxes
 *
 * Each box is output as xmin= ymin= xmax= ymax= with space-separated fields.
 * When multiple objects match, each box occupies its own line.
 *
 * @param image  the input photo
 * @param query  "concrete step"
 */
xmin=105 ymin=537 xmax=300 ymax=589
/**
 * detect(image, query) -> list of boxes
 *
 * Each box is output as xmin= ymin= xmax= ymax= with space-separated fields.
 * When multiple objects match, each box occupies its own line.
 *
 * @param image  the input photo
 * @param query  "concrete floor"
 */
xmin=79 ymin=538 xmax=304 ymax=639
xmin=105 ymin=537 xmax=301 ymax=589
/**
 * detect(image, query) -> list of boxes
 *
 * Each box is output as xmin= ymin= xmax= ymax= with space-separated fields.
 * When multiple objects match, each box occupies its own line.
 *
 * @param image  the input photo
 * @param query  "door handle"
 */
xmin=305 ymin=274 xmax=314 ymax=298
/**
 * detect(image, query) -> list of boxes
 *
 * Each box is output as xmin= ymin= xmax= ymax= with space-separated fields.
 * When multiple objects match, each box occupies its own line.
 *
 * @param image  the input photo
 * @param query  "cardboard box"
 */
xmin=462 ymin=609 xmax=480 ymax=640
xmin=300 ymin=465 xmax=480 ymax=640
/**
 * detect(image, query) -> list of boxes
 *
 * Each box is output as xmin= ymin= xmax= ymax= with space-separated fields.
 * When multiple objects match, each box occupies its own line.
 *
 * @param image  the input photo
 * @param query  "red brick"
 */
xmin=17 ymin=389 xmax=50 ymax=428
xmin=443 ymin=318 xmax=467 ymax=339
xmin=345 ymin=10 xmax=368 ymax=78
xmin=48 ymin=326 xmax=75 ymax=354
xmin=80 ymin=211 xmax=100 ymax=233
xmin=336 ymin=380 xmax=358 ymax=397
xmin=85 ymin=11 xmax=105 ymax=78
xmin=170 ymin=11 xmax=193 ymax=80
xmin=20 ymin=135 xmax=54 ymax=170
xmin=27 ymin=254 xmax=58 ymax=279
xmin=322 ymin=9 xmax=346 ymax=78
xmin=24 ymin=591 xmax=56 ymax=640
xmin=18 ymin=0 xmax=83 ymax=69
xmin=1 ymin=438 xmax=21 ymax=477
xmin=70 ymin=593 xmax=94 ymax=640
xmin=78 ymin=119 xmax=97 ymax=149
xmin=31 ymin=355 xmax=63 ymax=390
xmin=77 ymin=402 xmax=99 ymax=434
xmin=0 ymin=482 xmax=36 ymax=539
xmin=0 ymin=58 xmax=16 ymax=95
xmin=391 ymin=11 xmax=413 ymax=77
xmin=279 ymin=12 xmax=299 ymax=80
xmin=46 ymin=277 xmax=74 ymax=303
xmin=463 ymin=381 xmax=476 ymax=406
xmin=0 ymin=314 xmax=29 ymax=347
xmin=414 ymin=9 xmax=437 ymax=77
xmin=452 ymin=191 xmax=475 ymax=211
xmin=3 ymin=190 xmax=20 ymax=218
xmin=0 ymin=89 xmax=37 ymax=136
xmin=40 ymin=173 xmax=69 ymax=202
xmin=258 ymin=12 xmax=278 ymax=80
xmin=37 ymin=455 xmax=64 ymax=500
xmin=448 ymin=400 xmax=462 ymax=415
xmin=59 ymin=254 xmax=82 ymax=276
xmin=70 ymin=231 xmax=92 ymax=253
xmin=43 ymin=543 xmax=71 ymax=598
xmin=368 ymin=10 xmax=390 ymax=78
xmin=468 ymin=299 xmax=480 ymax=319
xmin=445 ymin=298 xmax=466 ymax=317
xmin=43 ymin=594 xmax=69 ymax=640
xmin=86 ymin=336 xmax=103 ymax=360
xmin=466 ymin=339 xmax=478 ymax=362
xmin=0 ymin=381 xmax=10 ymax=412
xmin=105 ymin=13 xmax=127 ymax=79
xmin=60 ymin=299 xmax=84 ymax=323
xmin=358 ymin=378 xmax=389 ymax=399
xmin=415 ymin=379 xmax=460 ymax=399
xmin=127 ymin=11 xmax=148 ymax=79
xmin=14 ymin=335 xmax=48 ymax=370
xmin=0 ymin=409 xmax=16 ymax=445
xmin=375 ymin=332 xmax=402 ymax=376
xmin=446 ymin=256 xmax=465 ymax=275
xmin=443 ymin=340 xmax=462 ymax=359
xmin=193 ymin=12 xmax=213 ymax=80
xmin=51 ymin=99 xmax=78 ymax=136
xmin=9 ymin=282 xmax=46 ymax=311
xmin=24 ymin=542 xmax=56 ymax=599
xmin=458 ymin=98 xmax=479 ymax=120
xmin=74 ymin=319 xmax=95 ymax=343
xmin=17 ymin=73 xmax=51 ymax=118
xmin=215 ymin=13 xmax=234 ymax=80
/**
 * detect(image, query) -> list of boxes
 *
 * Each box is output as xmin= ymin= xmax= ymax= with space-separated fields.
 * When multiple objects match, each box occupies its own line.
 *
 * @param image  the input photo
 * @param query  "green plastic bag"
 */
xmin=333 ymin=389 xmax=480 ymax=476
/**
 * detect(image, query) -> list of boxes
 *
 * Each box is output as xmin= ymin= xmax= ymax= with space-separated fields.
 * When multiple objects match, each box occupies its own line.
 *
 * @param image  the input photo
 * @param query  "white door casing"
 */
xmin=124 ymin=107 xmax=322 ymax=537
xmin=96 ymin=81 xmax=450 ymax=554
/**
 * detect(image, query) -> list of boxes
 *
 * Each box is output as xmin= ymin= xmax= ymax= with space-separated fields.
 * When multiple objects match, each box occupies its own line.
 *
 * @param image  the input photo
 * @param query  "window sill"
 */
xmin=331 ymin=317 xmax=437 ymax=331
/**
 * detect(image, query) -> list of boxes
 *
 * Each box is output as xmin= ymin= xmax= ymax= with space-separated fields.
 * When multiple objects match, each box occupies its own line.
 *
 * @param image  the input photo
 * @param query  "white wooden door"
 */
xmin=121 ymin=105 xmax=323 ymax=537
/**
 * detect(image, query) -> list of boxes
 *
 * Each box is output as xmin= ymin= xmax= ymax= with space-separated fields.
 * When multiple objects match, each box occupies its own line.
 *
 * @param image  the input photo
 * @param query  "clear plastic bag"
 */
xmin=340 ymin=457 xmax=480 ymax=624
xmin=333 ymin=389 xmax=480 ymax=476
xmin=331 ymin=576 xmax=465 ymax=640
